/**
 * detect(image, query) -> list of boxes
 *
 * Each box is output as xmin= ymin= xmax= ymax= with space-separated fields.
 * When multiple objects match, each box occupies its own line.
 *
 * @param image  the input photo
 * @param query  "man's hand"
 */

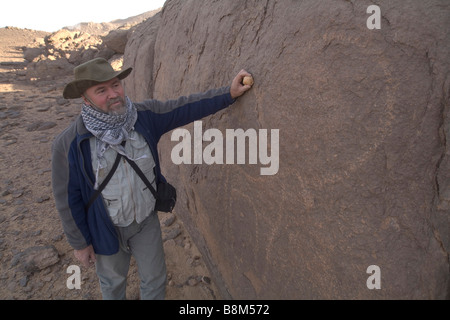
xmin=74 ymin=245 xmax=96 ymax=268
xmin=230 ymin=69 xmax=253 ymax=99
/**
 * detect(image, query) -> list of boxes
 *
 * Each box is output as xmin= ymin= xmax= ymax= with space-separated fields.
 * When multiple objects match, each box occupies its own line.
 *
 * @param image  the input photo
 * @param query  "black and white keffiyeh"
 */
xmin=82 ymin=96 xmax=136 ymax=146
xmin=81 ymin=96 xmax=143 ymax=189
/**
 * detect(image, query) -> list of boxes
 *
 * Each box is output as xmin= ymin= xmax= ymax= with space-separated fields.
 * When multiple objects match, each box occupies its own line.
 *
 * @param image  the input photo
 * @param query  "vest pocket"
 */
xmin=103 ymin=196 xmax=124 ymax=226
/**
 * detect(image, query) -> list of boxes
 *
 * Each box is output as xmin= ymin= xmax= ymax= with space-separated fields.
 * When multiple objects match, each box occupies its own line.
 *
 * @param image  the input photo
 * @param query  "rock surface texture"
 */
xmin=123 ymin=0 xmax=450 ymax=299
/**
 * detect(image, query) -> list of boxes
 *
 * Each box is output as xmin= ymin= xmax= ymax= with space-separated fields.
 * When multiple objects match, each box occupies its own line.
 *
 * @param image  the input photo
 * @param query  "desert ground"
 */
xmin=0 ymin=27 xmax=221 ymax=300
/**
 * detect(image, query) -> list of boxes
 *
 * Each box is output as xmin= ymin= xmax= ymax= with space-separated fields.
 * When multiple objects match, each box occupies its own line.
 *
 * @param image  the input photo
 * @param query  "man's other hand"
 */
xmin=74 ymin=244 xmax=96 ymax=268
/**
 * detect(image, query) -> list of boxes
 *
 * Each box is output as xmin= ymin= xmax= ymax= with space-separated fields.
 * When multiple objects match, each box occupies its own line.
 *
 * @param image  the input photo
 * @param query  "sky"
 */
xmin=1 ymin=0 xmax=166 ymax=32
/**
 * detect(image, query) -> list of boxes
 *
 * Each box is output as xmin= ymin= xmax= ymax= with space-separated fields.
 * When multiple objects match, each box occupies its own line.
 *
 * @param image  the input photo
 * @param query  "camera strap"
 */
xmin=122 ymin=156 xmax=158 ymax=199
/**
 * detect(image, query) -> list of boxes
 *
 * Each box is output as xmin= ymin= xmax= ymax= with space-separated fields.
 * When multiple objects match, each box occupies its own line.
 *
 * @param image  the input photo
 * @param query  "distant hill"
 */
xmin=63 ymin=9 xmax=161 ymax=35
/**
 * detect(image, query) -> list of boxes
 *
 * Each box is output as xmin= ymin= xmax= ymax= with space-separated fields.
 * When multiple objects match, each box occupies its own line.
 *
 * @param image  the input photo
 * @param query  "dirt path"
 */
xmin=0 ymin=27 xmax=221 ymax=300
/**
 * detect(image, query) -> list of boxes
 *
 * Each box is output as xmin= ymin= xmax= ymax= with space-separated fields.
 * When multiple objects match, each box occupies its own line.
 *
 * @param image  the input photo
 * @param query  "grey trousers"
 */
xmin=95 ymin=212 xmax=167 ymax=300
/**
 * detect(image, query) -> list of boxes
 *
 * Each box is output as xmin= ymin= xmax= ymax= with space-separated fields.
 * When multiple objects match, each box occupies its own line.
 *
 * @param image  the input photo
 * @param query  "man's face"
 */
xmin=83 ymin=77 xmax=126 ymax=115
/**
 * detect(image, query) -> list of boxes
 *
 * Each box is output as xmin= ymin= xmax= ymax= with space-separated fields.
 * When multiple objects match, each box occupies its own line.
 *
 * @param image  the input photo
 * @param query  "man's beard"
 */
xmin=106 ymin=97 xmax=126 ymax=116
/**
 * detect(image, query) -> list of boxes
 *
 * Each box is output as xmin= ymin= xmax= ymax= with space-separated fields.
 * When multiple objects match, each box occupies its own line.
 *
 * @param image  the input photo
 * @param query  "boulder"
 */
xmin=108 ymin=54 xmax=124 ymax=71
xmin=103 ymin=28 xmax=129 ymax=54
xmin=12 ymin=245 xmax=60 ymax=273
xmin=123 ymin=0 xmax=450 ymax=299
xmin=23 ymin=47 xmax=45 ymax=62
xmin=45 ymin=29 xmax=78 ymax=46
xmin=26 ymin=57 xmax=73 ymax=81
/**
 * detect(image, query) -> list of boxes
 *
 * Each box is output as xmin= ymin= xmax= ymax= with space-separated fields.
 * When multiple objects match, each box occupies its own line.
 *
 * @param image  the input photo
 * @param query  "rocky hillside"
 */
xmin=64 ymin=9 xmax=161 ymax=36
xmin=16 ymin=9 xmax=161 ymax=86
xmin=123 ymin=0 xmax=450 ymax=299
xmin=23 ymin=28 xmax=123 ymax=84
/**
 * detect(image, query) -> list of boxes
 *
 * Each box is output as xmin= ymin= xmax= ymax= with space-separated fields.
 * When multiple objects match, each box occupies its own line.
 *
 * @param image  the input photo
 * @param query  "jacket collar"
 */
xmin=74 ymin=115 xmax=94 ymax=144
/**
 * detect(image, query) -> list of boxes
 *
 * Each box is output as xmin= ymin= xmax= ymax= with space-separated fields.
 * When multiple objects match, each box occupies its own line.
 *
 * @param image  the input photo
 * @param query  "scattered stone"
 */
xmin=14 ymin=206 xmax=29 ymax=215
xmin=161 ymin=213 xmax=176 ymax=227
xmin=201 ymin=276 xmax=211 ymax=285
xmin=37 ymin=168 xmax=51 ymax=175
xmin=19 ymin=275 xmax=28 ymax=287
xmin=56 ymin=98 xmax=69 ymax=106
xmin=163 ymin=225 xmax=181 ymax=241
xmin=43 ymin=275 xmax=53 ymax=282
xmin=163 ymin=239 xmax=176 ymax=248
xmin=2 ymin=134 xmax=18 ymax=146
xmin=11 ymin=189 xmax=24 ymax=198
xmin=187 ymin=276 xmax=198 ymax=287
xmin=13 ymin=245 xmax=60 ymax=273
xmin=36 ymin=104 xmax=51 ymax=112
xmin=6 ymin=110 xmax=21 ymax=119
xmin=7 ymin=281 xmax=16 ymax=292
xmin=51 ymin=233 xmax=64 ymax=242
xmin=11 ymin=214 xmax=24 ymax=221
xmin=36 ymin=195 xmax=50 ymax=203
xmin=26 ymin=121 xmax=57 ymax=131
xmin=4 ymin=140 xmax=17 ymax=146
xmin=32 ymin=230 xmax=42 ymax=236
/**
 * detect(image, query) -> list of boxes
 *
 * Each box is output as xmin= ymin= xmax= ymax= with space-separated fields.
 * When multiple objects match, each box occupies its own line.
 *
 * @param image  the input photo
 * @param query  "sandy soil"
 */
xmin=0 ymin=27 xmax=221 ymax=300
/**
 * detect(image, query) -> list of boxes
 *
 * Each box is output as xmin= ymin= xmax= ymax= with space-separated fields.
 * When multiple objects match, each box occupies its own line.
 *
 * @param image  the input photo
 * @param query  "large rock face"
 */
xmin=123 ymin=0 xmax=449 ymax=299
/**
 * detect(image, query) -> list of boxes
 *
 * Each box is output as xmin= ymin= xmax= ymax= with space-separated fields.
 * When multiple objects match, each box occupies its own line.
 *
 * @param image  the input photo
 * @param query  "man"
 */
xmin=51 ymin=57 xmax=252 ymax=300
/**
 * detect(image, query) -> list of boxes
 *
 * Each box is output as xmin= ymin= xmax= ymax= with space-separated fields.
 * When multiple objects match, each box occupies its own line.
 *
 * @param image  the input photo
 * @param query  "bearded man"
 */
xmin=51 ymin=58 xmax=252 ymax=299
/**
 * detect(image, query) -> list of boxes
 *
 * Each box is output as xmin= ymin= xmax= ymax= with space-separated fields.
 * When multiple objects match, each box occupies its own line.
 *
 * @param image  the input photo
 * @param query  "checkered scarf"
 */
xmin=82 ymin=96 xmax=136 ymax=146
xmin=81 ymin=96 xmax=139 ymax=189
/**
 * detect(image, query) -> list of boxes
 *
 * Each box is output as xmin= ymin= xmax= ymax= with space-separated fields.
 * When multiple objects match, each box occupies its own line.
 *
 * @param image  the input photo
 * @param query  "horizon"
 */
xmin=1 ymin=0 xmax=166 ymax=33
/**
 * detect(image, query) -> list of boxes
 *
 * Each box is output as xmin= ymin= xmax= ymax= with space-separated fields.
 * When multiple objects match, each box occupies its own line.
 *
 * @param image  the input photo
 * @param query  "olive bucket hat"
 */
xmin=63 ymin=58 xmax=132 ymax=99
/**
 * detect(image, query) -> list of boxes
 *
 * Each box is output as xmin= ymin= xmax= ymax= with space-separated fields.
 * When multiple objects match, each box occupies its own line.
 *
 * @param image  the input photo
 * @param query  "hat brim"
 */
xmin=63 ymin=67 xmax=132 ymax=99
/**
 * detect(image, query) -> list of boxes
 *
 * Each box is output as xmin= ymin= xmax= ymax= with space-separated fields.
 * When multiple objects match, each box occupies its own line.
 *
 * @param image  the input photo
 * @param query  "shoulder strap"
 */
xmin=122 ymin=156 xmax=158 ymax=199
xmin=85 ymin=147 xmax=122 ymax=212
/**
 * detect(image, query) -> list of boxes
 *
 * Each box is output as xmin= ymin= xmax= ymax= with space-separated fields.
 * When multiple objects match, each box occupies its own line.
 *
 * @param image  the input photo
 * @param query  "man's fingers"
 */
xmin=83 ymin=259 xmax=91 ymax=268
xmin=237 ymin=70 xmax=251 ymax=83
xmin=74 ymin=245 xmax=96 ymax=268
xmin=89 ymin=251 xmax=97 ymax=265
xmin=76 ymin=255 xmax=90 ymax=268
xmin=239 ymin=69 xmax=251 ymax=76
xmin=230 ymin=69 xmax=253 ymax=99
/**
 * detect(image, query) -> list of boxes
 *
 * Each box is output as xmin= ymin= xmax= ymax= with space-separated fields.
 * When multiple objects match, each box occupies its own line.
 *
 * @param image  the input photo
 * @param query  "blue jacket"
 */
xmin=52 ymin=87 xmax=234 ymax=255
